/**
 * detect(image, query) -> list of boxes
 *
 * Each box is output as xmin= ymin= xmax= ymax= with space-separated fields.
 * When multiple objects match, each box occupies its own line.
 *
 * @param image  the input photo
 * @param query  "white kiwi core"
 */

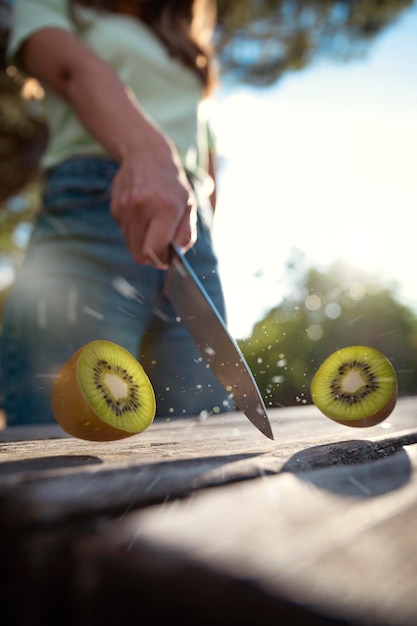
xmin=104 ymin=373 xmax=128 ymax=400
xmin=342 ymin=370 xmax=365 ymax=393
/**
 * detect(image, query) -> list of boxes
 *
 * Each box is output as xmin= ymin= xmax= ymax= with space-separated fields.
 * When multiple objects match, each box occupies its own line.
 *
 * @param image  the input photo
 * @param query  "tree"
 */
xmin=0 ymin=0 xmax=47 ymax=205
xmin=0 ymin=71 xmax=48 ymax=204
xmin=216 ymin=0 xmax=414 ymax=85
xmin=239 ymin=258 xmax=417 ymax=408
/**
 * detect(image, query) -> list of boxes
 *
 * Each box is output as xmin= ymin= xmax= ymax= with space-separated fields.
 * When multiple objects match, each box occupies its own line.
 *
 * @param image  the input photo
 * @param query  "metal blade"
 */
xmin=163 ymin=246 xmax=274 ymax=440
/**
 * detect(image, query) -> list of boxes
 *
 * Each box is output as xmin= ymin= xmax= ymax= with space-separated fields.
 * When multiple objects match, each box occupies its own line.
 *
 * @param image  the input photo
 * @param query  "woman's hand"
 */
xmin=110 ymin=132 xmax=197 ymax=269
xmin=20 ymin=27 xmax=198 ymax=268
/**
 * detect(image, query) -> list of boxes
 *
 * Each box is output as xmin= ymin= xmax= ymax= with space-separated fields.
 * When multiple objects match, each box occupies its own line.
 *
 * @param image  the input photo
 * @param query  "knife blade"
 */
xmin=163 ymin=245 xmax=274 ymax=440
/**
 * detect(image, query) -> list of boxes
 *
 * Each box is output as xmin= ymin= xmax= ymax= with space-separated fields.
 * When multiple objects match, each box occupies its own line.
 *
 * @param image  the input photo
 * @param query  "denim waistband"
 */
xmin=43 ymin=155 xmax=213 ymax=229
xmin=44 ymin=155 xmax=209 ymax=194
xmin=44 ymin=156 xmax=118 ymax=186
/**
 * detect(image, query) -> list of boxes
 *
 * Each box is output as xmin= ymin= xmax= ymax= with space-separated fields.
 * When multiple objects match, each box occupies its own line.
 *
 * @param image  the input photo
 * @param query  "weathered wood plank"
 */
xmin=0 ymin=398 xmax=416 ymax=524
xmin=1 ymin=398 xmax=416 ymax=625
xmin=108 ymin=444 xmax=417 ymax=626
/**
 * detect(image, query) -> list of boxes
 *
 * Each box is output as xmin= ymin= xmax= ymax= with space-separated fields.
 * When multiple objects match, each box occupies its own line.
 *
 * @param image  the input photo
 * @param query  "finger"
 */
xmin=110 ymin=176 xmax=131 ymax=228
xmin=142 ymin=215 xmax=177 ymax=269
xmin=146 ymin=249 xmax=169 ymax=270
xmin=173 ymin=201 xmax=197 ymax=253
xmin=114 ymin=186 xmax=150 ymax=265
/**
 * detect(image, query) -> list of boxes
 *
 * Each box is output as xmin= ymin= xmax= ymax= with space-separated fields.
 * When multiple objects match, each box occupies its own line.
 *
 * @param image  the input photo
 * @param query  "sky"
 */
xmin=211 ymin=3 xmax=417 ymax=339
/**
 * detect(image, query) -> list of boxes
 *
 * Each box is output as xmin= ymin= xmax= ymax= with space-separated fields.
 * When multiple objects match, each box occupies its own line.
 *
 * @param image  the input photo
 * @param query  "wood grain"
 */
xmin=1 ymin=397 xmax=416 ymax=625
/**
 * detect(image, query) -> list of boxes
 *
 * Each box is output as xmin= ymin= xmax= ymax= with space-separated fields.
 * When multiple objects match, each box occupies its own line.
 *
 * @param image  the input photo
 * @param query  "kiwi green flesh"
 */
xmin=77 ymin=340 xmax=155 ymax=433
xmin=311 ymin=346 xmax=397 ymax=426
xmin=329 ymin=389 xmax=397 ymax=428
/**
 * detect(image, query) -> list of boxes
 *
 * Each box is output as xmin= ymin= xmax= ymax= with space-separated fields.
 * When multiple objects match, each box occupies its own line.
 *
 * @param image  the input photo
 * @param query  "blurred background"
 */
xmin=1 ymin=0 xmax=416 ymax=409
xmin=212 ymin=0 xmax=417 ymax=340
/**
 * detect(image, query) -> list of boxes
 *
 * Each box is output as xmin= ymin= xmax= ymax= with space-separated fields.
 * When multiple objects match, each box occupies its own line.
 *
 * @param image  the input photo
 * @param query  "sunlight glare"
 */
xmin=212 ymin=10 xmax=417 ymax=339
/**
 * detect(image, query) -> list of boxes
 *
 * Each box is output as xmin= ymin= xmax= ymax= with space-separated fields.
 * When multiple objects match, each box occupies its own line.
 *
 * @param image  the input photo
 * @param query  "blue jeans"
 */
xmin=0 ymin=157 xmax=232 ymax=425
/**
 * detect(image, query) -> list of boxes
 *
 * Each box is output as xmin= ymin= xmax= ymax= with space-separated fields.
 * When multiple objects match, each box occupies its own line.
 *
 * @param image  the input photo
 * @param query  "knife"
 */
xmin=163 ymin=245 xmax=274 ymax=440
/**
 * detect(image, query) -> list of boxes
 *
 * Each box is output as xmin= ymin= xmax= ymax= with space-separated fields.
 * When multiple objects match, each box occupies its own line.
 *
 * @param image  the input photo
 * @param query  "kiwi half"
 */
xmin=311 ymin=345 xmax=397 ymax=427
xmin=51 ymin=340 xmax=156 ymax=441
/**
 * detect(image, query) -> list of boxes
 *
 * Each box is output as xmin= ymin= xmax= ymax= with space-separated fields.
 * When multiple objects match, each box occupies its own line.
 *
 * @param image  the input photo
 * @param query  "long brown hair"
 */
xmin=71 ymin=0 xmax=218 ymax=94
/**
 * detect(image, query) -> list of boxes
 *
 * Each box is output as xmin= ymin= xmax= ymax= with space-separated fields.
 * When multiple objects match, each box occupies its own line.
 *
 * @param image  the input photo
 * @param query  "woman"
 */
xmin=0 ymin=0 xmax=232 ymax=425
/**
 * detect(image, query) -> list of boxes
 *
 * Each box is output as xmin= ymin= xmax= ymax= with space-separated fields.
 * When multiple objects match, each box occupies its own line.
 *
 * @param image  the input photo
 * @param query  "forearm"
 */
xmin=21 ymin=28 xmax=173 ymax=164
xmin=62 ymin=55 xmax=170 ymax=163
xmin=20 ymin=27 xmax=196 ymax=267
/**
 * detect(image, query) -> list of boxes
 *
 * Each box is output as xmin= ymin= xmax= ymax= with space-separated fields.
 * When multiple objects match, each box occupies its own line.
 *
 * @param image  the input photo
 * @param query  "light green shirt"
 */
xmin=8 ymin=0 xmax=213 ymax=188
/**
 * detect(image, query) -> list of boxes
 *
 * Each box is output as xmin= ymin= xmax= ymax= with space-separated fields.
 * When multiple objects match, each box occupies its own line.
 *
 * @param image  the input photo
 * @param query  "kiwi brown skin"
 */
xmin=311 ymin=345 xmax=398 ymax=428
xmin=51 ymin=341 xmax=156 ymax=442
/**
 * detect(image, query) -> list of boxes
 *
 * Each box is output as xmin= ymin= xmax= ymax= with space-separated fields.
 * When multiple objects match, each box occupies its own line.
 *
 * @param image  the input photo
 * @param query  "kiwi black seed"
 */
xmin=51 ymin=340 xmax=156 ymax=441
xmin=311 ymin=345 xmax=397 ymax=427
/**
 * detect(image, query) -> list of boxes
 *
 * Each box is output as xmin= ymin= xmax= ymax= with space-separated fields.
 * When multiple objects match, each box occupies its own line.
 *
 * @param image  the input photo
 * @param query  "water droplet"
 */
xmin=306 ymin=324 xmax=323 ymax=341
xmin=305 ymin=294 xmax=321 ymax=311
xmin=325 ymin=302 xmax=342 ymax=319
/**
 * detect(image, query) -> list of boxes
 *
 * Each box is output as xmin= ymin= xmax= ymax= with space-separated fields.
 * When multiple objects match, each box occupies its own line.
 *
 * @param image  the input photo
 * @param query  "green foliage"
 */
xmin=0 ymin=183 xmax=39 ymax=251
xmin=216 ymin=0 xmax=414 ymax=85
xmin=0 ymin=0 xmax=13 ymax=71
xmin=0 ymin=70 xmax=48 ymax=204
xmin=239 ymin=259 xmax=417 ymax=408
xmin=0 ymin=181 xmax=40 ymax=322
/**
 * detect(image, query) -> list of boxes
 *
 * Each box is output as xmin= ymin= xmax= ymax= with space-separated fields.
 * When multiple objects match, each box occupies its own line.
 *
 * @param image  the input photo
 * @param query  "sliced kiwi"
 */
xmin=311 ymin=345 xmax=397 ymax=427
xmin=51 ymin=340 xmax=156 ymax=441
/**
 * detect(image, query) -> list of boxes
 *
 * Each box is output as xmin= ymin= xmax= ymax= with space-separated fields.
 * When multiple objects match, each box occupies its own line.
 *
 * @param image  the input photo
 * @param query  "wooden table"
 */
xmin=1 ymin=397 xmax=417 ymax=625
